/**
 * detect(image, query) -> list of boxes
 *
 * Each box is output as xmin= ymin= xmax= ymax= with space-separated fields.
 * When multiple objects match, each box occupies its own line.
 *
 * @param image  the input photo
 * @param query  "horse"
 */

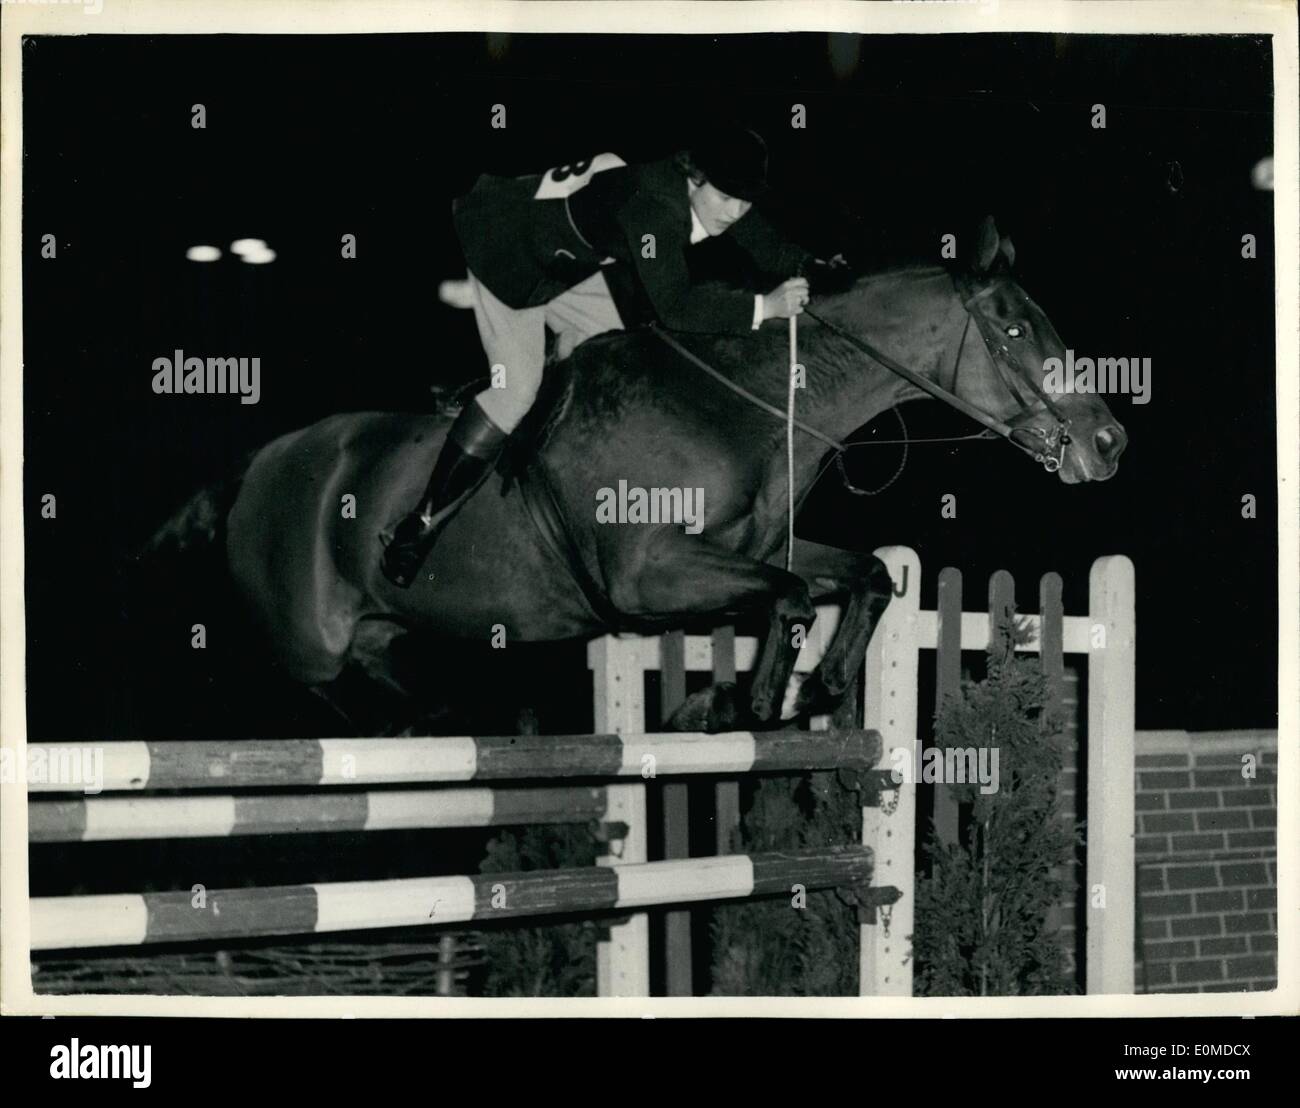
xmin=169 ymin=218 xmax=1126 ymax=733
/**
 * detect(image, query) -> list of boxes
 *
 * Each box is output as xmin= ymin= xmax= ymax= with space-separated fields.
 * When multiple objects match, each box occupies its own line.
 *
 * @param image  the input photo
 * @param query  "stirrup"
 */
xmin=379 ymin=496 xmax=474 ymax=587
xmin=381 ymin=537 xmax=434 ymax=587
xmin=379 ymin=513 xmax=434 ymax=586
xmin=377 ymin=511 xmax=433 ymax=549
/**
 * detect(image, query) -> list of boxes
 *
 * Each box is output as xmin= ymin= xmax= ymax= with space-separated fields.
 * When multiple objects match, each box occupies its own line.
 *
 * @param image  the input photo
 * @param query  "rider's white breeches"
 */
xmin=465 ymin=268 xmax=625 ymax=432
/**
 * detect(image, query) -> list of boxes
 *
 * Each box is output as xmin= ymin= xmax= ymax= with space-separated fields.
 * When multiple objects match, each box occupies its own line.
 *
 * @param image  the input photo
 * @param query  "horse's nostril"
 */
xmin=1095 ymin=424 xmax=1127 ymax=461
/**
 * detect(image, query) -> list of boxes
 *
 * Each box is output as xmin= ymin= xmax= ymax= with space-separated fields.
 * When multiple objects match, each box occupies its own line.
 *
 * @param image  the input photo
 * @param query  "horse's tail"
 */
xmin=140 ymin=450 xmax=256 ymax=558
xmin=121 ymin=452 xmax=262 ymax=738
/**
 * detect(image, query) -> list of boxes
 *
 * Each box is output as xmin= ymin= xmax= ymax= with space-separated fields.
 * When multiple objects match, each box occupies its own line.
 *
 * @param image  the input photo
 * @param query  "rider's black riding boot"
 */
xmin=381 ymin=401 xmax=508 ymax=588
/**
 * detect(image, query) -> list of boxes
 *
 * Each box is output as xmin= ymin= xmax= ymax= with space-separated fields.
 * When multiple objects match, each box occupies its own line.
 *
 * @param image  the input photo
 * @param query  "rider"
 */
xmin=381 ymin=124 xmax=841 ymax=587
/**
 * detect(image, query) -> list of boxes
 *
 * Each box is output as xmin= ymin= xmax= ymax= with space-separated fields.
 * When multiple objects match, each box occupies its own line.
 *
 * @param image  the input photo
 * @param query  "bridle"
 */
xmin=801 ymin=274 xmax=1074 ymax=475
xmin=651 ymin=273 xmax=1074 ymax=496
xmin=952 ymin=276 xmax=1074 ymax=471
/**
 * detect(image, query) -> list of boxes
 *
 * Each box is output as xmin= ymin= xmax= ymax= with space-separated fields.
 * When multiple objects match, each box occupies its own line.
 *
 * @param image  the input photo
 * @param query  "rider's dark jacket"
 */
xmin=452 ymin=155 xmax=811 ymax=334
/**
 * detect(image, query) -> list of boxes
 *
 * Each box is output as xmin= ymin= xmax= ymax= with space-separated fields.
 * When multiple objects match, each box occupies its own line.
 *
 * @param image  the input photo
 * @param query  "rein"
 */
xmin=650 ymin=324 xmax=845 ymax=452
xmin=650 ymin=276 xmax=1074 ymax=484
xmin=801 ymin=307 xmax=1018 ymax=441
xmin=802 ymin=289 xmax=1073 ymax=474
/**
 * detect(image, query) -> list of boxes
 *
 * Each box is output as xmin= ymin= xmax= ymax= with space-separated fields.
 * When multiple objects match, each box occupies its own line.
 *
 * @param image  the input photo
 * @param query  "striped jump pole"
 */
xmin=25 ymin=729 xmax=880 ymax=793
xmin=30 ymin=845 xmax=882 ymax=951
xmin=28 ymin=785 xmax=613 ymax=842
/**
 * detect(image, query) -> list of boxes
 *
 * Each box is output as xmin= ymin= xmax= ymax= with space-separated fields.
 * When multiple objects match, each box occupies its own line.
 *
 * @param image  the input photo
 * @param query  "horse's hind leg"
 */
xmin=309 ymin=619 xmax=422 ymax=736
xmin=785 ymin=540 xmax=893 ymax=719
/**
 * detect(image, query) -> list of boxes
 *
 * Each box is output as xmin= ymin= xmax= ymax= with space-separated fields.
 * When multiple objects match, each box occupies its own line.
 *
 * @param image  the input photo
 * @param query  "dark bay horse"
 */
xmin=199 ymin=220 xmax=1126 ymax=731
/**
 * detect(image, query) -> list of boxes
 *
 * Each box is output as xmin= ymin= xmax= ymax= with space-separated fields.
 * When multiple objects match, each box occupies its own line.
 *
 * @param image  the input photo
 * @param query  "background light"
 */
xmin=231 ymin=237 xmax=276 ymax=264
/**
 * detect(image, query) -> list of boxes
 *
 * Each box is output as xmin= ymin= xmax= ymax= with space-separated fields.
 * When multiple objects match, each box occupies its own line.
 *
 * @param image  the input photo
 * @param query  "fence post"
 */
xmin=589 ymin=636 xmax=651 ymax=996
xmin=861 ymin=545 xmax=920 ymax=996
xmin=659 ymin=630 xmax=692 ymax=996
xmin=934 ymin=567 xmax=963 ymax=846
xmin=988 ymin=569 xmax=1016 ymax=659
xmin=712 ymin=627 xmax=740 ymax=855
xmin=1086 ymin=555 xmax=1136 ymax=993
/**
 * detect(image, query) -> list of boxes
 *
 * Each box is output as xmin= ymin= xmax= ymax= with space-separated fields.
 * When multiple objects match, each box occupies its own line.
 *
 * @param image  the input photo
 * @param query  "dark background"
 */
xmin=22 ymin=32 xmax=1278 ymax=739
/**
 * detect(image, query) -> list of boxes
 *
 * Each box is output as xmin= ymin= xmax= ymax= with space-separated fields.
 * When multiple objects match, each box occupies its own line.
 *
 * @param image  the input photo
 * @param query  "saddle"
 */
xmin=496 ymin=344 xmax=574 ymax=493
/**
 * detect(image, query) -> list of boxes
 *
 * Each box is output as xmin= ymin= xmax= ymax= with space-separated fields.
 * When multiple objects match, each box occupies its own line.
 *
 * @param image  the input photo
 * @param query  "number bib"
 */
xmin=532 ymin=152 xmax=627 ymax=200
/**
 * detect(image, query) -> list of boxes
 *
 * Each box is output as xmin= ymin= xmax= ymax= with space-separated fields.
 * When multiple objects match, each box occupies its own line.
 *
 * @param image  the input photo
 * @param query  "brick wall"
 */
xmin=1134 ymin=730 xmax=1278 ymax=993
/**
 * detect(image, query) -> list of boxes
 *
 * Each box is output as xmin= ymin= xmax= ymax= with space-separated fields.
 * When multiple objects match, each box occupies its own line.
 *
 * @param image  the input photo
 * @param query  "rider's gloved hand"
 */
xmin=762 ymin=277 xmax=811 ymax=320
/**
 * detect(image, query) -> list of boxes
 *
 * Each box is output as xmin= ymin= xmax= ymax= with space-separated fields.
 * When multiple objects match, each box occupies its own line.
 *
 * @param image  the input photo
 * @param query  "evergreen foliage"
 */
xmin=708 ymin=771 xmax=863 ymax=995
xmin=912 ymin=632 xmax=1078 ymax=996
xmin=474 ymin=824 xmax=600 ymax=996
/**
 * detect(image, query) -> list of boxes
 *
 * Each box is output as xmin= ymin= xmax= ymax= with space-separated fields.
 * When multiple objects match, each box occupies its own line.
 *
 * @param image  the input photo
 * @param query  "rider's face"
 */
xmin=690 ymin=181 xmax=752 ymax=237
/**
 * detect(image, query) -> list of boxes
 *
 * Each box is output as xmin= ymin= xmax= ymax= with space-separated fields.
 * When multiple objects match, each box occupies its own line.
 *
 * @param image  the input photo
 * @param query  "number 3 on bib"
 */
xmin=533 ymin=152 xmax=626 ymax=200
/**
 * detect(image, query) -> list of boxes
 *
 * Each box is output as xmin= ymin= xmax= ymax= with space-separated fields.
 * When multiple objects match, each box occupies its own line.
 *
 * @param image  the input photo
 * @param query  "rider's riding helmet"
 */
xmin=684 ymin=124 xmax=771 ymax=202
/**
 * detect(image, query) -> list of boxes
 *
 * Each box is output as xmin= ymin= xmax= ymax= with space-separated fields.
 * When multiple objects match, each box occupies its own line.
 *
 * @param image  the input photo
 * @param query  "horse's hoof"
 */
xmin=664 ymin=682 xmax=747 ymax=734
xmin=381 ymin=561 xmax=417 ymax=589
xmin=791 ymin=672 xmax=835 ymax=718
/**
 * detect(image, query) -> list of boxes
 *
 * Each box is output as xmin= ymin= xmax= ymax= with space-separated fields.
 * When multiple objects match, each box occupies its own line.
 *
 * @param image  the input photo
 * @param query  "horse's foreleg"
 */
xmin=782 ymin=540 xmax=893 ymax=718
xmin=608 ymin=531 xmax=815 ymax=730
xmin=747 ymin=571 xmax=819 ymax=726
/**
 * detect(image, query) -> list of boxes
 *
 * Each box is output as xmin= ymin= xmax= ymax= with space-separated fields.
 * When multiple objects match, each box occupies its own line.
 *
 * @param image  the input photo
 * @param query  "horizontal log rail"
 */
xmin=29 ymin=785 xmax=612 ymax=842
xmin=25 ymin=729 xmax=880 ymax=792
xmin=30 ymin=845 xmax=878 ymax=951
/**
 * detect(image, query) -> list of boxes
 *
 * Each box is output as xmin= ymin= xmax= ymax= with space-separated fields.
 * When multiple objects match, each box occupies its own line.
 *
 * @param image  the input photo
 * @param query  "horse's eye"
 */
xmin=1005 ymin=324 xmax=1024 ymax=338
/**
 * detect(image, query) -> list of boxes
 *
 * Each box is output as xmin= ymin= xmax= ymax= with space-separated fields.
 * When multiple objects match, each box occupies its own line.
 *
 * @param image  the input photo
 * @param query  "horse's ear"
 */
xmin=999 ymin=235 xmax=1016 ymax=269
xmin=972 ymin=216 xmax=1000 ymax=272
